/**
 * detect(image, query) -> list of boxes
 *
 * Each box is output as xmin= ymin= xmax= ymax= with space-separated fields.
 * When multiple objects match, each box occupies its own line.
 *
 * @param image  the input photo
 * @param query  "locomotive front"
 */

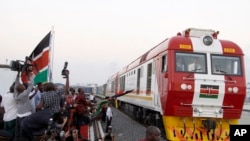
xmin=161 ymin=28 xmax=246 ymax=141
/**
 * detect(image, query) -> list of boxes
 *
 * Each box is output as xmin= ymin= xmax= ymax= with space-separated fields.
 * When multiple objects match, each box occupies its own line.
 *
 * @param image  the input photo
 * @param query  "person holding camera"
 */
xmin=21 ymin=69 xmax=70 ymax=141
xmin=13 ymin=69 xmax=35 ymax=141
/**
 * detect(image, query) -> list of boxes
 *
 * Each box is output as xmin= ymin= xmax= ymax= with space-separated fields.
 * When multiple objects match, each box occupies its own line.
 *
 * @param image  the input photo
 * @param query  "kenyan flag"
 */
xmin=199 ymin=84 xmax=219 ymax=99
xmin=22 ymin=31 xmax=52 ymax=84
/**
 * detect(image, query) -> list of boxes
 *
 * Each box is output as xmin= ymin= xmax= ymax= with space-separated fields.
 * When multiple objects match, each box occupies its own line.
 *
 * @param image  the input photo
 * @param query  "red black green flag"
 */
xmin=22 ymin=31 xmax=52 ymax=84
xmin=199 ymin=84 xmax=219 ymax=99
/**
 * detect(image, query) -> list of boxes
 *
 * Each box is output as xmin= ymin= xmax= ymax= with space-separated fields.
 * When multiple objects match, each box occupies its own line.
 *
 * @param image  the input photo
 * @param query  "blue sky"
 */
xmin=0 ymin=0 xmax=249 ymax=86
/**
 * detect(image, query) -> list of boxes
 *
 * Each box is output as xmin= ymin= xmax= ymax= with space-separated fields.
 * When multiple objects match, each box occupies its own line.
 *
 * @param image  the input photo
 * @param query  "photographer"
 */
xmin=13 ymin=66 xmax=35 ymax=141
xmin=21 ymin=64 xmax=70 ymax=141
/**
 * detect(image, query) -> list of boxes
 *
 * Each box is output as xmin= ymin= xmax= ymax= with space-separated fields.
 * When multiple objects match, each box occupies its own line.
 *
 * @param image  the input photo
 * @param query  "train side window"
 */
xmin=141 ymin=66 xmax=144 ymax=77
xmin=161 ymin=55 xmax=167 ymax=72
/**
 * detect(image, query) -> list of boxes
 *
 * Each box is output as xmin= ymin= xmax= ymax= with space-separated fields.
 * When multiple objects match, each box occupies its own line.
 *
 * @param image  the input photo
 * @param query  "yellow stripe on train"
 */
xmin=162 ymin=116 xmax=238 ymax=141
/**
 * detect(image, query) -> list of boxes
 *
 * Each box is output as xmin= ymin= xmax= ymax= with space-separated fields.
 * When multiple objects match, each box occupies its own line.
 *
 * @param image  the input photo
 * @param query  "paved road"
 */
xmin=100 ymin=107 xmax=150 ymax=141
xmin=239 ymin=111 xmax=250 ymax=124
xmin=239 ymin=104 xmax=250 ymax=124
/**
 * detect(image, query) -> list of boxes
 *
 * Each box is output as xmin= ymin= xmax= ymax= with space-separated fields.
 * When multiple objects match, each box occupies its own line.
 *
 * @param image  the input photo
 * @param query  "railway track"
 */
xmin=90 ymin=119 xmax=105 ymax=141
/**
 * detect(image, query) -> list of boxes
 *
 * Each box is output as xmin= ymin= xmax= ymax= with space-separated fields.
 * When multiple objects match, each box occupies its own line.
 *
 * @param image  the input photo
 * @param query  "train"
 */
xmin=96 ymin=28 xmax=247 ymax=141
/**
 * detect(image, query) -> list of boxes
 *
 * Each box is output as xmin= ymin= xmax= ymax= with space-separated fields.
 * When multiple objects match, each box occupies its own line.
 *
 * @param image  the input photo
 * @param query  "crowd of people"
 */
xmin=0 ymin=66 xmax=161 ymax=141
xmin=0 ymin=67 xmax=105 ymax=141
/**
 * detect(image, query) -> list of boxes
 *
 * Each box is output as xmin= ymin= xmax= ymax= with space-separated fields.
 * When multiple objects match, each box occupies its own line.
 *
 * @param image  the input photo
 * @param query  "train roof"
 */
xmin=114 ymin=28 xmax=244 ymax=76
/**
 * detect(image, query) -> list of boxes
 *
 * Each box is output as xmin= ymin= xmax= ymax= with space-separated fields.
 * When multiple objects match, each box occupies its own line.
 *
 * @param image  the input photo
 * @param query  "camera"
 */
xmin=10 ymin=60 xmax=24 ymax=72
xmin=10 ymin=57 xmax=33 ymax=72
xmin=61 ymin=61 xmax=68 ymax=78
xmin=45 ymin=117 xmax=64 ymax=140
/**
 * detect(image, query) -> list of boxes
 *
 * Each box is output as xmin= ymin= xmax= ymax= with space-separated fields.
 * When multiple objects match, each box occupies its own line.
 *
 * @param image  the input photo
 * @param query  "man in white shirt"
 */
xmin=188 ymin=58 xmax=202 ymax=72
xmin=1 ymin=83 xmax=18 ymax=137
xmin=89 ymin=92 xmax=95 ymax=103
xmin=105 ymin=103 xmax=113 ymax=133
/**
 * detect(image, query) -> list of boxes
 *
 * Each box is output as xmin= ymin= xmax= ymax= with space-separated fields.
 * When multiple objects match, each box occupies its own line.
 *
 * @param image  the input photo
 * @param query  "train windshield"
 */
xmin=211 ymin=55 xmax=242 ymax=75
xmin=175 ymin=52 xmax=206 ymax=73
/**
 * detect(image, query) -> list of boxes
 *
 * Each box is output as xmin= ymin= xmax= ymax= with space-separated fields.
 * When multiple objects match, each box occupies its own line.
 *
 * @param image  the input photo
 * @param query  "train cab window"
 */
xmin=176 ymin=56 xmax=185 ymax=71
xmin=176 ymin=52 xmax=206 ymax=73
xmin=211 ymin=55 xmax=242 ymax=75
xmin=161 ymin=55 xmax=167 ymax=72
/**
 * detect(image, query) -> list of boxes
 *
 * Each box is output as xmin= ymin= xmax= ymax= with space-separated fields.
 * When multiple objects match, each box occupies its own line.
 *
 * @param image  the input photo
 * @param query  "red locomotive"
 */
xmin=103 ymin=28 xmax=247 ymax=141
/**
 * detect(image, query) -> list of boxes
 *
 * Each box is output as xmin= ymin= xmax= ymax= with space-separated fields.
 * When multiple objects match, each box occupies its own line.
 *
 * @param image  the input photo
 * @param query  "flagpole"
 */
xmin=49 ymin=26 xmax=55 ymax=82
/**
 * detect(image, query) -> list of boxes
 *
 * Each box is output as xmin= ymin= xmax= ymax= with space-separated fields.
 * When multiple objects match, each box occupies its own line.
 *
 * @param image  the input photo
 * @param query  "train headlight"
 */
xmin=233 ymin=87 xmax=239 ymax=93
xmin=203 ymin=35 xmax=213 ymax=46
xmin=187 ymin=85 xmax=192 ymax=90
xmin=181 ymin=84 xmax=187 ymax=90
xmin=228 ymin=87 xmax=233 ymax=92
